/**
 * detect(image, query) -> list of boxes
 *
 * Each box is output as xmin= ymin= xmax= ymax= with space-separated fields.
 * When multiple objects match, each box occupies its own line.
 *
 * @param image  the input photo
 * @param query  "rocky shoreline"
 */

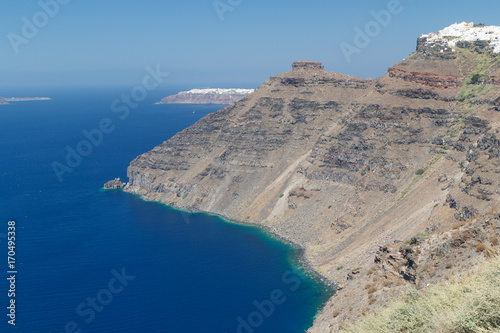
xmin=118 ymin=183 xmax=336 ymax=288
xmin=194 ymin=211 xmax=337 ymax=288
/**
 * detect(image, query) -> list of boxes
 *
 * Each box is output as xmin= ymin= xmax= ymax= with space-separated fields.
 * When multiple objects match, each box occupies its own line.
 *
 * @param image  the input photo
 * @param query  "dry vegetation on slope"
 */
xmin=321 ymin=213 xmax=500 ymax=332
xmin=340 ymin=254 xmax=500 ymax=333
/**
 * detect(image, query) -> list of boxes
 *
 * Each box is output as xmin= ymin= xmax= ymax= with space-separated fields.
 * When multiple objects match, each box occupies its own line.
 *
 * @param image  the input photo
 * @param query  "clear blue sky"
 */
xmin=1 ymin=0 xmax=498 ymax=89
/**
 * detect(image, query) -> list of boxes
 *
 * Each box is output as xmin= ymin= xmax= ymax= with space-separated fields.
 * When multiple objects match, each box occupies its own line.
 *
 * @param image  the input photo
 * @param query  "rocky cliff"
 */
xmin=125 ymin=23 xmax=500 ymax=331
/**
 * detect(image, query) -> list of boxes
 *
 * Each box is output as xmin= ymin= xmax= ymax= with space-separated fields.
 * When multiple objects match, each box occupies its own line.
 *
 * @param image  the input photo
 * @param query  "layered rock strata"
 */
xmin=124 ymin=24 xmax=500 ymax=331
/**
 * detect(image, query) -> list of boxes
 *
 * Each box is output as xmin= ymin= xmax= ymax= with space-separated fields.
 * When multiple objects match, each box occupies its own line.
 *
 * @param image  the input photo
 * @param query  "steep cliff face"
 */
xmin=125 ymin=25 xmax=500 ymax=331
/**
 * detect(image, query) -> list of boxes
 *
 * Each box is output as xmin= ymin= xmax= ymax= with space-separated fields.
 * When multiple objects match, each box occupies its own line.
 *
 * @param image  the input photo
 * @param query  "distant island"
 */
xmin=156 ymin=88 xmax=255 ymax=105
xmin=0 ymin=97 xmax=51 ymax=105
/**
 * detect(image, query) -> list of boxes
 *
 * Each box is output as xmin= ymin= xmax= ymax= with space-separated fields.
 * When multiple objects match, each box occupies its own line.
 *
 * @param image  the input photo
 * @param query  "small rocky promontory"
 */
xmin=103 ymin=178 xmax=126 ymax=190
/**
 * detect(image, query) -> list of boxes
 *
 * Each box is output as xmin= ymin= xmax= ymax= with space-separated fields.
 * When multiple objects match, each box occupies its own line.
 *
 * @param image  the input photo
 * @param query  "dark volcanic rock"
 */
xmin=104 ymin=178 xmax=126 ymax=190
xmin=123 ymin=29 xmax=500 ymax=332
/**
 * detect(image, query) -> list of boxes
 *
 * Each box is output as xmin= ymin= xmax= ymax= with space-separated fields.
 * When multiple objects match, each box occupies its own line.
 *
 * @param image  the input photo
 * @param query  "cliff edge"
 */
xmin=124 ymin=23 xmax=500 ymax=331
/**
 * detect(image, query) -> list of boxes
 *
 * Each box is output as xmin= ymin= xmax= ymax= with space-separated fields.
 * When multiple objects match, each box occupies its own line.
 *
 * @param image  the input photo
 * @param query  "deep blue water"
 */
xmin=0 ymin=86 xmax=333 ymax=332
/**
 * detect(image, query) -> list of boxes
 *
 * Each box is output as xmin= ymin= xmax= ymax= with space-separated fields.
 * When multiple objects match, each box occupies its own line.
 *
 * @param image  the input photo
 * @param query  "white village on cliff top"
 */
xmin=422 ymin=22 xmax=500 ymax=53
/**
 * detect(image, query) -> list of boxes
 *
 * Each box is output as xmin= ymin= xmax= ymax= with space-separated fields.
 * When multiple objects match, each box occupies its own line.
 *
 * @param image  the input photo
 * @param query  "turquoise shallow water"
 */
xmin=0 ymin=86 xmax=333 ymax=332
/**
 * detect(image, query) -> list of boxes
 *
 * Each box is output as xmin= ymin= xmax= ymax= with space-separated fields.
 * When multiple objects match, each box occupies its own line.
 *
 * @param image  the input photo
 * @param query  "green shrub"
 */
xmin=415 ymin=169 xmax=425 ymax=176
xmin=469 ymin=73 xmax=488 ymax=85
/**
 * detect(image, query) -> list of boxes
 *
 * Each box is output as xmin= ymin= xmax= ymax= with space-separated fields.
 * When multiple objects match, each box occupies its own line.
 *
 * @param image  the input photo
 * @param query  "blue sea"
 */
xmin=0 ymin=86 xmax=333 ymax=333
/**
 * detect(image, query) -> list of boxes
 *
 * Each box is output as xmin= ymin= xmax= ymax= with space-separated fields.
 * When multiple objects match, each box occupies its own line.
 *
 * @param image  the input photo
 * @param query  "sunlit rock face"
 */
xmin=125 ymin=24 xmax=500 ymax=332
